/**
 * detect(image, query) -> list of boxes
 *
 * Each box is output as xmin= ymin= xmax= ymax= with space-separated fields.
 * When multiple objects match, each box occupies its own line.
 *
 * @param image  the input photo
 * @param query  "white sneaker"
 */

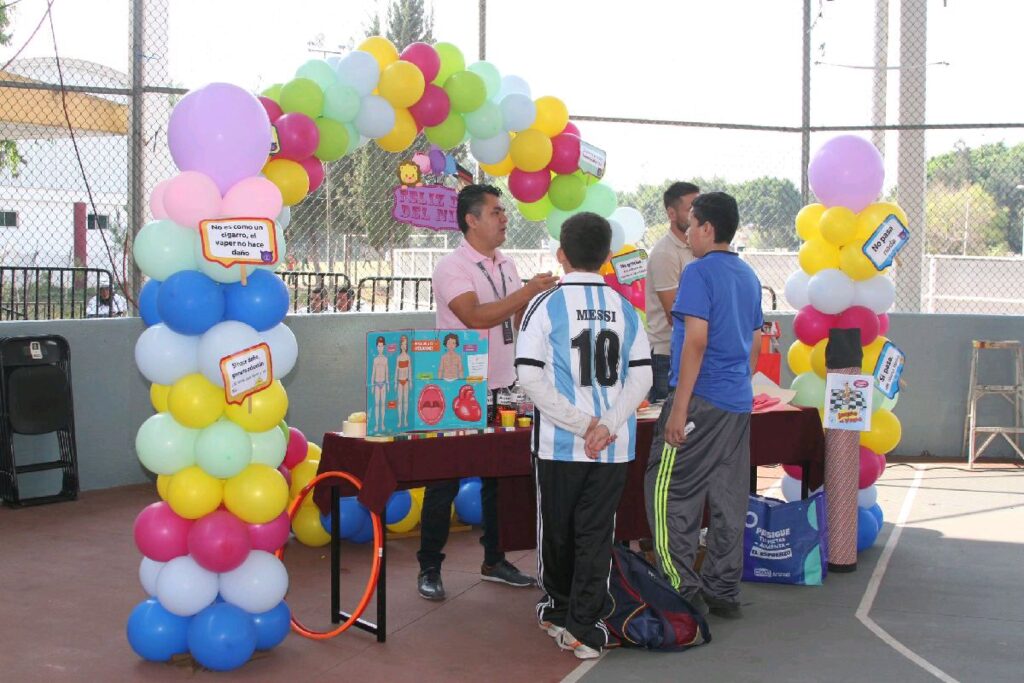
xmin=556 ymin=629 xmax=601 ymax=660
xmin=539 ymin=620 xmax=565 ymax=638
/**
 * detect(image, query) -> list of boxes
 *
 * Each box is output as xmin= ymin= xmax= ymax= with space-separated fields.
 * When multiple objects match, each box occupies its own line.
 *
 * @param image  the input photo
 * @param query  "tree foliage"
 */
xmin=0 ymin=4 xmax=26 ymax=176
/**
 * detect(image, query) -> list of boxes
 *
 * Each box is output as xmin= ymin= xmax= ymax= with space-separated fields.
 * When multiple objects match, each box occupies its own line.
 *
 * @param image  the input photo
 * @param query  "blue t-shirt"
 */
xmin=668 ymin=251 xmax=763 ymax=413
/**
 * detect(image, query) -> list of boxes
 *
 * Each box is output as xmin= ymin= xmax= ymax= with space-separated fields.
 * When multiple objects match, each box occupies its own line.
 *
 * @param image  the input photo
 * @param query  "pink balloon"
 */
xmin=284 ymin=427 xmax=308 ymax=469
xmin=163 ymin=171 xmax=222 ymax=230
xmin=150 ymin=179 xmax=170 ymax=219
xmin=187 ymin=509 xmax=252 ymax=573
xmin=409 ymin=84 xmax=451 ymax=128
xmin=400 ymin=42 xmax=441 ymax=83
xmin=858 ymin=446 xmax=883 ymax=489
xmin=877 ymin=312 xmax=889 ymax=335
xmin=548 ymin=133 xmax=581 ymax=174
xmin=835 ymin=305 xmax=880 ymax=346
xmin=221 ymin=176 xmax=283 ymax=220
xmin=561 ymin=121 xmax=581 ymax=137
xmin=782 ymin=464 xmax=803 ymax=480
xmin=299 ymin=156 xmax=325 ymax=193
xmin=793 ymin=306 xmax=837 ymax=346
xmin=508 ymin=168 xmax=551 ymax=203
xmin=277 ymin=464 xmax=292 ymax=487
xmin=258 ymin=96 xmax=283 ymax=123
xmin=248 ymin=512 xmax=291 ymax=553
xmin=133 ymin=501 xmax=193 ymax=562
xmin=275 ymin=112 xmax=320 ymax=161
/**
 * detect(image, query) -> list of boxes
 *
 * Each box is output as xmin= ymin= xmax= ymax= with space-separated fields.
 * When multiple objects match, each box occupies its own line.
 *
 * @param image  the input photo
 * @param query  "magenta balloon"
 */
xmin=561 ymin=121 xmax=581 ymax=137
xmin=168 ymin=83 xmax=273 ymax=194
xmin=858 ymin=446 xmax=882 ymax=489
xmin=248 ymin=512 xmax=291 ymax=553
xmin=548 ymin=133 xmax=581 ymax=174
xmin=782 ymin=464 xmax=803 ymax=480
xmin=187 ymin=510 xmax=252 ymax=573
xmin=284 ymin=427 xmax=308 ymax=469
xmin=133 ymin=501 xmax=193 ymax=562
xmin=793 ymin=305 xmax=836 ymax=346
xmin=409 ymin=84 xmax=451 ymax=128
xmin=400 ymin=42 xmax=441 ymax=83
xmin=258 ymin=96 xmax=283 ymax=123
xmin=277 ymin=465 xmax=292 ymax=487
xmin=807 ymin=135 xmax=884 ymax=213
xmin=508 ymin=168 xmax=551 ymax=203
xmin=877 ymin=312 xmax=889 ymax=335
xmin=299 ymin=156 xmax=325 ymax=193
xmin=834 ymin=305 xmax=880 ymax=346
xmin=274 ymin=112 xmax=320 ymax=161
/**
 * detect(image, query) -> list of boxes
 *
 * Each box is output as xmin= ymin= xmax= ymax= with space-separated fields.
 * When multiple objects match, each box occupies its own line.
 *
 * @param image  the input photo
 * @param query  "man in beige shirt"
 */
xmin=644 ymin=182 xmax=700 ymax=401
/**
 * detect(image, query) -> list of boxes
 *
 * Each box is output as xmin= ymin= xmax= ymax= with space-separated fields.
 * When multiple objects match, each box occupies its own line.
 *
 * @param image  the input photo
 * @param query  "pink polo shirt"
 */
xmin=432 ymin=240 xmax=522 ymax=390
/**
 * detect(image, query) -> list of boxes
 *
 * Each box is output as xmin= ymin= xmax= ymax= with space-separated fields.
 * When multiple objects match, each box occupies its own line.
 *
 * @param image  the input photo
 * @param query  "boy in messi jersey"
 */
xmin=515 ymin=212 xmax=653 ymax=659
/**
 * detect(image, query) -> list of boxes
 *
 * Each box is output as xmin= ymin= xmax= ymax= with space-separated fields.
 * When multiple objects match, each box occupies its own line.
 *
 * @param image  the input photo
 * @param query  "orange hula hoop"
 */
xmin=275 ymin=470 xmax=383 ymax=640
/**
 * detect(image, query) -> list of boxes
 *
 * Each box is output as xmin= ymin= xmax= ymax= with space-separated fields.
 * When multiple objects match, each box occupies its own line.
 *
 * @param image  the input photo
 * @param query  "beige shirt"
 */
xmin=644 ymin=229 xmax=695 ymax=354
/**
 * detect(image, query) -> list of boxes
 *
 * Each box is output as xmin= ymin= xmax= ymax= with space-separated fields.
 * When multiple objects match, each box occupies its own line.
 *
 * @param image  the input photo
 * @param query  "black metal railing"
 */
xmin=762 ymin=285 xmax=778 ymax=312
xmin=355 ymin=277 xmax=435 ymax=312
xmin=0 ymin=267 xmax=119 ymax=321
xmin=279 ymin=271 xmax=354 ymax=313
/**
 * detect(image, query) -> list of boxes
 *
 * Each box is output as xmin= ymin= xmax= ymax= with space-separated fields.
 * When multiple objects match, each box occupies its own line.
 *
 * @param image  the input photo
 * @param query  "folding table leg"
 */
xmin=331 ymin=486 xmax=341 ymax=624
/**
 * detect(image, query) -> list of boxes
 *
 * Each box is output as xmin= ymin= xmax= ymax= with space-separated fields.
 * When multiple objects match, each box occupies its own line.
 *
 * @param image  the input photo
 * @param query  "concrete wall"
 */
xmin=0 ymin=311 xmax=1020 ymax=493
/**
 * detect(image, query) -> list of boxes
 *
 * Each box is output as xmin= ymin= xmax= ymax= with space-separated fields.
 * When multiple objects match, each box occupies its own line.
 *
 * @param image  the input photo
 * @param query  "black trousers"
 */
xmin=535 ymin=457 xmax=628 ymax=650
xmin=418 ymin=476 xmax=503 ymax=570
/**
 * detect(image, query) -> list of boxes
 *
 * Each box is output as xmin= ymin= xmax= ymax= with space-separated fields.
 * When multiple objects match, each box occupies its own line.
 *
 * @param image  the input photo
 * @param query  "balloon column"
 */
xmin=129 ymin=83 xmax=297 ymax=670
xmin=782 ymin=135 xmax=907 ymax=553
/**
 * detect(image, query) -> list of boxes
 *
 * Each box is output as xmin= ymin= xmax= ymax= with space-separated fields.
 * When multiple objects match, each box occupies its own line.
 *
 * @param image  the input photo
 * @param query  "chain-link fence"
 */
xmin=2 ymin=0 xmax=1022 ymax=319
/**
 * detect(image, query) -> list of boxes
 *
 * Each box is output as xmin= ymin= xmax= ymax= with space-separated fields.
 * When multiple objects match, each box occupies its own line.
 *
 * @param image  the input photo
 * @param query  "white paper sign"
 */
xmin=824 ymin=373 xmax=874 ymax=431
xmin=862 ymin=214 xmax=910 ymax=270
xmin=219 ymin=343 xmax=273 ymax=404
xmin=611 ymin=249 xmax=648 ymax=284
xmin=578 ymin=140 xmax=607 ymax=179
xmin=467 ymin=353 xmax=488 ymax=380
xmin=200 ymin=218 xmax=278 ymax=268
xmin=872 ymin=341 xmax=905 ymax=399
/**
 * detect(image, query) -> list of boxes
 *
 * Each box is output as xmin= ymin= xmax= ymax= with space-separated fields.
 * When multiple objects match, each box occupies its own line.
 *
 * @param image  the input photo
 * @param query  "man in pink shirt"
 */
xmin=418 ymin=184 xmax=558 ymax=601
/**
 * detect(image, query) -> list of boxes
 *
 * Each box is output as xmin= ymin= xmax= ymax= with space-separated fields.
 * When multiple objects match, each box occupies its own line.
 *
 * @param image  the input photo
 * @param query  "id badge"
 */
xmin=501 ymin=318 xmax=514 ymax=345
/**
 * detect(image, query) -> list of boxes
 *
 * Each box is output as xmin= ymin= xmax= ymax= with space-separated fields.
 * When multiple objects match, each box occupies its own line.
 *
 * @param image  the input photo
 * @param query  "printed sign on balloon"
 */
xmin=872 ymin=341 xmax=905 ymax=399
xmin=862 ymin=214 xmax=910 ymax=270
xmin=578 ymin=140 xmax=607 ymax=179
xmin=824 ymin=374 xmax=874 ymax=431
xmin=611 ymin=249 xmax=648 ymax=285
xmin=219 ymin=342 xmax=274 ymax=405
xmin=200 ymin=218 xmax=278 ymax=268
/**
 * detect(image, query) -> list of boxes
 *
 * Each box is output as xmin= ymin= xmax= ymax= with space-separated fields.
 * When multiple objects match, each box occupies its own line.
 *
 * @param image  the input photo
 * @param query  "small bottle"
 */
xmin=495 ymin=386 xmax=513 ymax=424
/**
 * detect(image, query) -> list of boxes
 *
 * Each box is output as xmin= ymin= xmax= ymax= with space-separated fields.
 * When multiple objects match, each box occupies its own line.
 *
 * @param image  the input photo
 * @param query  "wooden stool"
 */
xmin=962 ymin=340 xmax=1024 ymax=468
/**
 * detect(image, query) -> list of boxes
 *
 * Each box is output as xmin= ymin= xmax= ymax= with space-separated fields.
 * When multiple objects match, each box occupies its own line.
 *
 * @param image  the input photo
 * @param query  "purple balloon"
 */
xmin=168 ymin=83 xmax=273 ymax=194
xmin=428 ymin=149 xmax=446 ymax=174
xmin=807 ymin=135 xmax=884 ymax=213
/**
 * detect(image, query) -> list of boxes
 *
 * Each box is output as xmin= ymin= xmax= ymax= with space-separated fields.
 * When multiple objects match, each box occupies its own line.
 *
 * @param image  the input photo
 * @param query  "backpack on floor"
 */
xmin=605 ymin=543 xmax=711 ymax=651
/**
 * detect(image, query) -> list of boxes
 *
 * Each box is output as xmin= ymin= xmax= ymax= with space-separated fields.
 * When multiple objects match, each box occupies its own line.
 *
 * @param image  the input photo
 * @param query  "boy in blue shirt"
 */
xmin=644 ymin=192 xmax=763 ymax=619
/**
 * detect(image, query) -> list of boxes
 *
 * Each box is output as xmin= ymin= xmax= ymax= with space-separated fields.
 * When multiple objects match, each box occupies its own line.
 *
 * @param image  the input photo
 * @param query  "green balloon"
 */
xmin=468 ymin=60 xmax=501 ymax=100
xmin=323 ymin=83 xmax=361 ymax=123
xmin=433 ymin=42 xmax=466 ymax=86
xmin=250 ymin=425 xmax=288 ymax=468
xmin=546 ymin=208 xmax=574 ymax=240
xmin=315 ymin=117 xmax=349 ymax=161
xmin=295 ymin=59 xmax=338 ymax=91
xmin=261 ymin=83 xmax=283 ymax=102
xmin=464 ymin=101 xmax=503 ymax=139
xmin=195 ymin=420 xmax=253 ymax=479
xmin=425 ymin=112 xmax=467 ymax=150
xmin=135 ymin=413 xmax=198 ymax=476
xmin=879 ymin=391 xmax=898 ymax=411
xmin=549 ymin=174 xmax=586 ymax=211
xmin=280 ymin=77 xmax=324 ymax=118
xmin=278 ymin=420 xmax=290 ymax=441
xmin=444 ymin=71 xmax=486 ymax=113
xmin=133 ymin=220 xmax=199 ymax=281
xmin=580 ymin=182 xmax=618 ymax=218
xmin=518 ymin=196 xmax=553 ymax=222
xmin=790 ymin=372 xmax=826 ymax=408
xmin=342 ymin=122 xmax=361 ymax=154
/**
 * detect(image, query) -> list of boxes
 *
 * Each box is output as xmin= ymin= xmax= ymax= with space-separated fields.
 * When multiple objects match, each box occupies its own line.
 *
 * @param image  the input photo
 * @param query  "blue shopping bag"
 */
xmin=743 ymin=491 xmax=828 ymax=585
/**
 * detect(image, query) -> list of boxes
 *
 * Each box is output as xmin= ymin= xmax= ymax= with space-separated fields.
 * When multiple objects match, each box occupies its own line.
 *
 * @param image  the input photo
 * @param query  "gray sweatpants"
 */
xmin=644 ymin=393 xmax=750 ymax=600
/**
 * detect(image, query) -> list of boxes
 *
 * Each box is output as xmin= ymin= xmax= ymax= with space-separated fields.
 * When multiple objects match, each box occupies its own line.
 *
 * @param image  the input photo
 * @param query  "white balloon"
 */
xmin=325 ymin=56 xmax=342 ymax=70
xmin=155 ymin=556 xmax=219 ymax=617
xmin=354 ymin=95 xmax=395 ymax=139
xmin=609 ymin=219 xmax=626 ymax=254
xmin=139 ymin=557 xmax=165 ymax=596
xmin=259 ymin=323 xmax=298 ymax=378
xmin=499 ymin=93 xmax=536 ymax=132
xmin=780 ymin=473 xmax=822 ymax=502
xmin=784 ymin=270 xmax=811 ymax=310
xmin=497 ymin=74 xmax=531 ymax=101
xmin=219 ymin=550 xmax=289 ymax=614
xmin=611 ymin=206 xmax=646 ymax=244
xmin=852 ymin=275 xmax=895 ymax=314
xmin=250 ymin=426 xmax=287 ymax=468
xmin=858 ymin=484 xmax=878 ymax=509
xmin=276 ymin=206 xmax=292 ymax=230
xmin=198 ymin=321 xmax=261 ymax=387
xmin=334 ymin=50 xmax=379 ymax=96
xmin=135 ymin=324 xmax=199 ymax=386
xmin=470 ymin=133 xmax=511 ymax=165
xmin=807 ymin=268 xmax=855 ymax=314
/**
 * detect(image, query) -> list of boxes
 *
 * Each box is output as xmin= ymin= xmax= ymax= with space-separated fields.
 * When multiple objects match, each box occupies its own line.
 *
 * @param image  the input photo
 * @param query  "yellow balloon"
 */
xmin=856 ymin=201 xmax=908 ymax=242
xmin=862 ymin=335 xmax=888 ymax=374
xmin=387 ymin=494 xmax=421 ymax=533
xmin=150 ymin=383 xmax=170 ymax=413
xmin=289 ymin=459 xmax=320 ymax=499
xmin=156 ymin=474 xmax=170 ymax=501
xmin=839 ymin=243 xmax=883 ymax=281
xmin=292 ymin=503 xmax=331 ymax=547
xmin=263 ymin=159 xmax=309 ymax=206
xmin=810 ymin=338 xmax=828 ymax=378
xmin=509 ymin=129 xmax=553 ymax=172
xmin=167 ymin=373 xmax=226 ymax=429
xmin=819 ymin=206 xmax=858 ymax=246
xmin=530 ymin=96 xmax=569 ymax=137
xmin=795 ymin=203 xmax=826 ymax=241
xmin=166 ymin=466 xmax=224 ymax=519
xmin=409 ymin=487 xmax=425 ymax=508
xmin=376 ymin=107 xmax=418 ymax=153
xmin=225 ymin=380 xmax=289 ymax=433
xmin=480 ymin=154 xmax=515 ymax=176
xmin=306 ymin=442 xmax=322 ymax=461
xmin=378 ymin=60 xmax=426 ymax=108
xmin=861 ymin=409 xmax=901 ymax=454
xmin=357 ymin=36 xmax=399 ymax=71
xmin=787 ymin=340 xmax=813 ymax=375
xmin=598 ymin=260 xmax=614 ymax=276
xmin=224 ymin=463 xmax=290 ymax=524
xmin=798 ymin=239 xmax=840 ymax=275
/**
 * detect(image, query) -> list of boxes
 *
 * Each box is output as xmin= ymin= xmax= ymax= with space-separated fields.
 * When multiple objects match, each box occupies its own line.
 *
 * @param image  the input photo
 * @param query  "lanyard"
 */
xmin=476 ymin=261 xmax=507 ymax=300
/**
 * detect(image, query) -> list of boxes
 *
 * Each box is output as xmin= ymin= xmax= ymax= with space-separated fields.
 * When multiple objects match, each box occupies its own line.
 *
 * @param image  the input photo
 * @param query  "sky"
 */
xmin=3 ymin=0 xmax=1023 ymax=192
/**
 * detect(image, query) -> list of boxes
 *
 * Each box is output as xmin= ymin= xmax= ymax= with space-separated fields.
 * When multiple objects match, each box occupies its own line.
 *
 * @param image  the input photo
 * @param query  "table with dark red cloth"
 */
xmin=314 ymin=407 xmax=824 ymax=551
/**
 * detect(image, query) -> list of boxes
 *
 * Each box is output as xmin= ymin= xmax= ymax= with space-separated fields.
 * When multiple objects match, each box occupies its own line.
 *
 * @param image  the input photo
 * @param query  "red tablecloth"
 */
xmin=315 ymin=408 xmax=824 ymax=551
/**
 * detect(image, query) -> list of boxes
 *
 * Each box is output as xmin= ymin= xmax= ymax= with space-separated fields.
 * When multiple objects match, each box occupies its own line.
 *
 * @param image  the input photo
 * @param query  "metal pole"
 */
xmin=126 ymin=0 xmax=146 ymax=313
xmin=476 ymin=0 xmax=487 ymax=185
xmin=800 ymin=0 xmax=812 ymax=204
xmin=871 ymin=0 xmax=890 ymax=158
xmin=897 ymin=0 xmax=927 ymax=312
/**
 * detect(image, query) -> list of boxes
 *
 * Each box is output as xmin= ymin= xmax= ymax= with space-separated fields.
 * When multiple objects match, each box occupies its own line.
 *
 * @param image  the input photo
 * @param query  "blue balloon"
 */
xmin=385 ymin=490 xmax=412 ymax=525
xmin=126 ymin=598 xmax=190 ymax=662
xmin=187 ymin=603 xmax=257 ymax=672
xmin=868 ymin=503 xmax=884 ymax=529
xmin=157 ymin=270 xmax=224 ymax=335
xmin=455 ymin=480 xmax=482 ymax=525
xmin=320 ymin=497 xmax=369 ymax=539
xmin=251 ymin=600 xmax=291 ymax=650
xmin=223 ymin=270 xmax=289 ymax=331
xmin=349 ymin=512 xmax=374 ymax=544
xmin=139 ymin=279 xmax=162 ymax=326
xmin=857 ymin=506 xmax=881 ymax=552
